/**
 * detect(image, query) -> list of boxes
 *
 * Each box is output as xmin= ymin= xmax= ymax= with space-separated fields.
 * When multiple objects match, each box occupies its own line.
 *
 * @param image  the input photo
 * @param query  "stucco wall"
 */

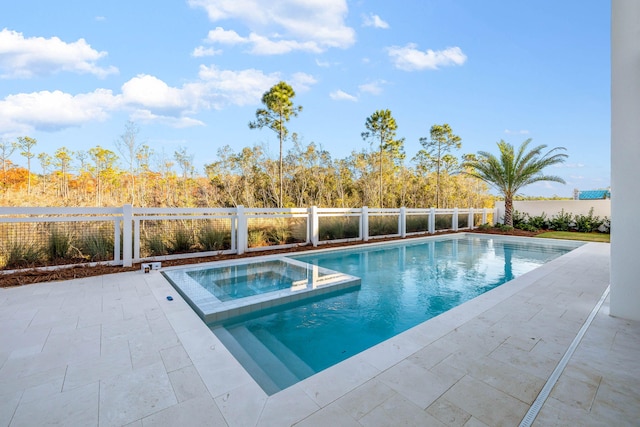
xmin=611 ymin=0 xmax=640 ymax=320
xmin=494 ymin=200 xmax=610 ymax=223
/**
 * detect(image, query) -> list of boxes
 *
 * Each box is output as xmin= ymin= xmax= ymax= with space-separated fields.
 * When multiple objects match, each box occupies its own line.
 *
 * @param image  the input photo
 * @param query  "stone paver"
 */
xmin=0 ymin=240 xmax=637 ymax=426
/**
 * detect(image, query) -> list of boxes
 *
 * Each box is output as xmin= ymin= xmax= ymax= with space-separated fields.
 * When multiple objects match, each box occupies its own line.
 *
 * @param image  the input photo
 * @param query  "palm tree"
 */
xmin=463 ymin=139 xmax=567 ymax=227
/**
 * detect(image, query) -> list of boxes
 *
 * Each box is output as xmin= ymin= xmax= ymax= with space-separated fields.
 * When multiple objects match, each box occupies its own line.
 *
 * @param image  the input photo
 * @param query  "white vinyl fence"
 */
xmin=0 ymin=205 xmax=496 ymax=269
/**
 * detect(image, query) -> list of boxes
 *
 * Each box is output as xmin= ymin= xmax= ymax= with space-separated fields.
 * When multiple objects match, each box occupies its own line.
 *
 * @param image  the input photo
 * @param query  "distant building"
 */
xmin=573 ymin=188 xmax=611 ymax=200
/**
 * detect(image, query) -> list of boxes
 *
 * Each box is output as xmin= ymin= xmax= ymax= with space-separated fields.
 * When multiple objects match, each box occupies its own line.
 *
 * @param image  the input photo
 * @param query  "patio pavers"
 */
xmin=0 ymin=240 xmax=637 ymax=426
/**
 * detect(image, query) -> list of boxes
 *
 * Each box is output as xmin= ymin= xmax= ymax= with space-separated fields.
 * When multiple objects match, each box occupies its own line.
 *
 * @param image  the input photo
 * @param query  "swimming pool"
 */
xmin=167 ymin=234 xmax=581 ymax=395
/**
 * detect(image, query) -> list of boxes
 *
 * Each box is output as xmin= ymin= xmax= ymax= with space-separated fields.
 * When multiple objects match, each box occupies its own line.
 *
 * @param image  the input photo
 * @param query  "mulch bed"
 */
xmin=0 ymin=228 xmax=540 ymax=288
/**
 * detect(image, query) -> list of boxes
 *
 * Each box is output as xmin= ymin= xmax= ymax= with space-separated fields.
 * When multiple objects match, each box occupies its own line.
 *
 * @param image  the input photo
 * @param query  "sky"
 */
xmin=0 ymin=1 xmax=610 ymax=198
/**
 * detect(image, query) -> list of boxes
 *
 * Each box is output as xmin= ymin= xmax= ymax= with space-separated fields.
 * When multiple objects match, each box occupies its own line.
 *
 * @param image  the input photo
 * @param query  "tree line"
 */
xmin=0 ymin=82 xmax=496 ymax=209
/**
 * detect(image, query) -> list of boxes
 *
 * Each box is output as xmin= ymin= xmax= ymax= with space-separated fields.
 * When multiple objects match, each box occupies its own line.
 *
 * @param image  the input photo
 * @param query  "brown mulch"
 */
xmin=0 ymin=228 xmax=540 ymax=288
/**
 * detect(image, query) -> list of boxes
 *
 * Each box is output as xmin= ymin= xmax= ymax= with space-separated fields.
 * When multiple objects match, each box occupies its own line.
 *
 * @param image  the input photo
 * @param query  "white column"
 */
xmin=133 ymin=218 xmax=140 ymax=260
xmin=429 ymin=207 xmax=436 ymax=234
xmin=122 ymin=204 xmax=133 ymax=267
xmin=400 ymin=207 xmax=407 ymax=238
xmin=236 ymin=205 xmax=247 ymax=255
xmin=309 ymin=206 xmax=319 ymax=247
xmin=611 ymin=0 xmax=640 ymax=321
xmin=362 ymin=206 xmax=369 ymax=242
xmin=453 ymin=208 xmax=459 ymax=231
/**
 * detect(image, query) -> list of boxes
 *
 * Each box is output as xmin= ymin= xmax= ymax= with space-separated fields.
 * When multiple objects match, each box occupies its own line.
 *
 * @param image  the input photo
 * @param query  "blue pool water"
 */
xmin=211 ymin=235 xmax=580 ymax=394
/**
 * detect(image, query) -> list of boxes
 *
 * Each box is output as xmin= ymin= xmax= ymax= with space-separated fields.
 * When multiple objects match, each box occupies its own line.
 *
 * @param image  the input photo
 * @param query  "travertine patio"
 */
xmin=1 ymin=240 xmax=638 ymax=426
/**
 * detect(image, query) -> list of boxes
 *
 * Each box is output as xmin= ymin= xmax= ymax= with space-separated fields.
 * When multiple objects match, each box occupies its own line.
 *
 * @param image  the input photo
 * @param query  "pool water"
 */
xmin=186 ymin=259 xmax=338 ymax=302
xmin=211 ymin=235 xmax=580 ymax=395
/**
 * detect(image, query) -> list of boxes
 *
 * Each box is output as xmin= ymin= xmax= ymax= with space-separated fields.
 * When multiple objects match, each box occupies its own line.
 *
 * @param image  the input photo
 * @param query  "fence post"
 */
xmin=469 ymin=208 xmax=474 ymax=230
xmin=113 ymin=219 xmax=121 ymax=265
xmin=482 ymin=208 xmax=487 ymax=225
xmin=362 ymin=206 xmax=369 ymax=242
xmin=429 ymin=207 xmax=436 ymax=234
xmin=122 ymin=204 xmax=133 ymax=267
xmin=133 ymin=217 xmax=141 ymax=261
xmin=309 ymin=206 xmax=319 ymax=247
xmin=237 ymin=205 xmax=247 ymax=255
xmin=400 ymin=207 xmax=407 ymax=238
xmin=493 ymin=207 xmax=499 ymax=225
xmin=453 ymin=208 xmax=459 ymax=231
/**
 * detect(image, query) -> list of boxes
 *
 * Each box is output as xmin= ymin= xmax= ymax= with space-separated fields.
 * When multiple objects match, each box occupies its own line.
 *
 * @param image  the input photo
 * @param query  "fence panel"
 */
xmin=0 ymin=206 xmax=489 ymax=271
xmin=317 ymin=208 xmax=362 ymax=244
xmin=0 ymin=207 xmax=122 ymax=270
xmin=132 ymin=208 xmax=236 ymax=262
xmin=244 ymin=208 xmax=309 ymax=252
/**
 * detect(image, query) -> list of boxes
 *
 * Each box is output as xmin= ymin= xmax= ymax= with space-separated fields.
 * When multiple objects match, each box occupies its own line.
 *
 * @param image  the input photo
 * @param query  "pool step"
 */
xmin=212 ymin=326 xmax=282 ymax=395
xmin=215 ymin=325 xmax=304 ymax=394
xmin=249 ymin=327 xmax=315 ymax=380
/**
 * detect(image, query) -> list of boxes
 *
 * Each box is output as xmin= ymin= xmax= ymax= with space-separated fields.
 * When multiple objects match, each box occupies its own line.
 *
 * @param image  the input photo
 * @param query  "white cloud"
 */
xmin=121 ymin=74 xmax=191 ymax=111
xmin=387 ymin=44 xmax=467 ymax=71
xmin=0 ymin=66 xmax=316 ymax=133
xmin=192 ymin=46 xmax=222 ymax=57
xmin=0 ymin=29 xmax=118 ymax=79
xmin=330 ymin=90 xmax=357 ymax=102
xmin=197 ymin=65 xmax=281 ymax=107
xmin=359 ymin=80 xmax=386 ymax=95
xmin=247 ymin=33 xmax=323 ymax=55
xmin=315 ymin=59 xmax=331 ymax=68
xmin=0 ymin=89 xmax=120 ymax=133
xmin=129 ymin=110 xmax=205 ymax=128
xmin=206 ymin=27 xmax=247 ymax=45
xmin=188 ymin=0 xmax=355 ymax=54
xmin=195 ymin=27 xmax=324 ymax=55
xmin=290 ymin=72 xmax=317 ymax=92
xmin=504 ymin=129 xmax=530 ymax=135
xmin=362 ymin=13 xmax=389 ymax=29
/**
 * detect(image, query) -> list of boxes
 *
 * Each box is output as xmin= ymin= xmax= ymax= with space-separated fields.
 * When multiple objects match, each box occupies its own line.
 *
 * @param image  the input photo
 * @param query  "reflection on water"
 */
xmin=215 ymin=236 xmax=579 ymax=394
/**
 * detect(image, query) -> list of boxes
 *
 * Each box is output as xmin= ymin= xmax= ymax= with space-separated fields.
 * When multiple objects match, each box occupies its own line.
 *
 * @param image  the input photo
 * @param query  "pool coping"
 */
xmin=0 ymin=234 xmax=621 ymax=426
xmin=162 ymin=257 xmax=361 ymax=324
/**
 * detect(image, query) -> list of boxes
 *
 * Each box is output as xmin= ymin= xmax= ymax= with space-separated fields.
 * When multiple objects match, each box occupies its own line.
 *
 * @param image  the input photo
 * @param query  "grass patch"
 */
xmin=536 ymin=231 xmax=610 ymax=243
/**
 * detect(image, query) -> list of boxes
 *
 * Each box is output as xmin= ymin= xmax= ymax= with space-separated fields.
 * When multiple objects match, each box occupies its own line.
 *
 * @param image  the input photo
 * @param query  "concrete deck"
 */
xmin=1 ymin=240 xmax=638 ymax=426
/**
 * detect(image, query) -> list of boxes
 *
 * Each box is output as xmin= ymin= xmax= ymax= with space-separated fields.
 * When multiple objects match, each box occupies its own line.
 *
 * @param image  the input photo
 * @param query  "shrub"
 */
xmin=574 ymin=208 xmax=604 ymax=233
xmin=2 ymin=241 xmax=43 ymax=269
xmin=47 ymin=228 xmax=71 ymax=260
xmin=369 ymin=216 xmax=398 ymax=236
xmin=81 ymin=233 xmax=113 ymax=261
xmin=198 ymin=226 xmax=228 ymax=251
xmin=477 ymin=222 xmax=492 ymax=231
xmin=548 ymin=209 xmax=574 ymax=232
xmin=267 ymin=227 xmax=291 ymax=245
xmin=512 ymin=211 xmax=529 ymax=229
xmin=147 ymin=234 xmax=166 ymax=256
xmin=406 ymin=215 xmax=429 ymax=233
xmin=528 ymin=213 xmax=548 ymax=230
xmin=434 ymin=214 xmax=453 ymax=231
xmin=289 ymin=219 xmax=308 ymax=243
xmin=497 ymin=224 xmax=514 ymax=233
xmin=517 ymin=223 xmax=538 ymax=232
xmin=510 ymin=210 xmax=547 ymax=232
xmin=320 ymin=217 xmax=360 ymax=240
xmin=168 ymin=228 xmax=193 ymax=254
xmin=248 ymin=229 xmax=268 ymax=248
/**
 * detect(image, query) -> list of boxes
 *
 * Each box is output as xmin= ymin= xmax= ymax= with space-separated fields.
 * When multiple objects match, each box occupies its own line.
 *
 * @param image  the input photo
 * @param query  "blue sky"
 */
xmin=0 ymin=1 xmax=610 ymax=197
